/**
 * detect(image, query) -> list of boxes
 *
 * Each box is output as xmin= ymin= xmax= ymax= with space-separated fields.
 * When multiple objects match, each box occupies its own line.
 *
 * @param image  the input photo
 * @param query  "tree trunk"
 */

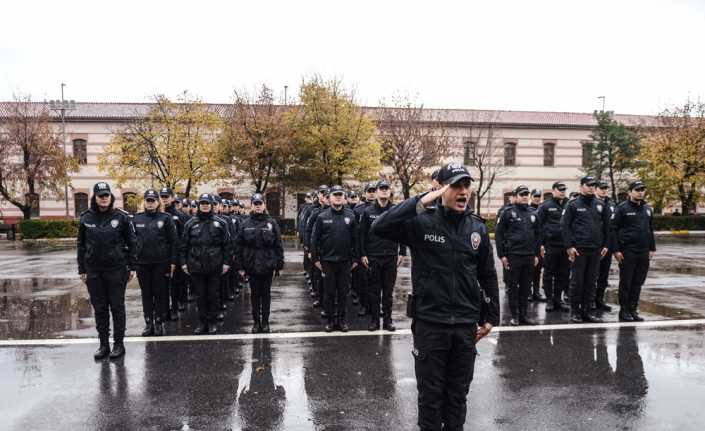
xmin=185 ymin=178 xmax=192 ymax=197
xmin=22 ymin=207 xmax=31 ymax=220
xmin=402 ymin=181 xmax=411 ymax=199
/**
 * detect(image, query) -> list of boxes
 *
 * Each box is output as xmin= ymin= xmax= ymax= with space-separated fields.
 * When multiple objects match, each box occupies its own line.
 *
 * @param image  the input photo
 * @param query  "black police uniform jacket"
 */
xmin=235 ymin=213 xmax=285 ymax=275
xmin=304 ymin=203 xmax=325 ymax=250
xmin=495 ymin=203 xmax=540 ymax=258
xmin=537 ymin=197 xmax=567 ymax=251
xmin=560 ymin=194 xmax=610 ymax=250
xmin=359 ymin=201 xmax=406 ymax=257
xmin=310 ymin=206 xmax=359 ymax=263
xmin=132 ymin=210 xmax=178 ymax=265
xmin=77 ymin=205 xmax=138 ymax=274
xmin=179 ymin=211 xmax=234 ymax=275
xmin=165 ymin=203 xmax=191 ymax=238
xmin=610 ymin=199 xmax=656 ymax=253
xmin=371 ymin=194 xmax=500 ymax=327
xmin=297 ymin=203 xmax=313 ymax=243
xmin=600 ymin=196 xmax=618 ymax=252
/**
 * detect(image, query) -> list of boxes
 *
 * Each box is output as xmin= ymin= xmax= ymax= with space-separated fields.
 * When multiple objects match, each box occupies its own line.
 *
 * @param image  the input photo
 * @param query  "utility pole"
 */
xmin=284 ymin=85 xmax=288 ymax=105
xmin=597 ymin=96 xmax=606 ymax=112
xmin=49 ymin=84 xmax=76 ymax=218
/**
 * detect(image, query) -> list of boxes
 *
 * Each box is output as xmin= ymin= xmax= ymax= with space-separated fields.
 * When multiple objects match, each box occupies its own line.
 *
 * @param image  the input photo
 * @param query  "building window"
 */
xmin=266 ymin=191 xmax=281 ymax=218
xmin=73 ymin=139 xmax=87 ymax=165
xmin=463 ymin=141 xmax=476 ymax=166
xmin=74 ymin=192 xmax=88 ymax=217
xmin=122 ymin=192 xmax=138 ymax=214
xmin=582 ymin=141 xmax=594 ymax=168
xmin=504 ymin=142 xmax=516 ymax=166
xmin=543 ymin=143 xmax=555 ymax=167
xmin=25 ymin=193 xmax=40 ymax=218
xmin=503 ymin=191 xmax=513 ymax=205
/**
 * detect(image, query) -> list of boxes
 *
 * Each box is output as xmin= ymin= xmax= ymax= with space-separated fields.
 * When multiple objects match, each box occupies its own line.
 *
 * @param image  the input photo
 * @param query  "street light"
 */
xmin=49 ymin=83 xmax=76 ymax=218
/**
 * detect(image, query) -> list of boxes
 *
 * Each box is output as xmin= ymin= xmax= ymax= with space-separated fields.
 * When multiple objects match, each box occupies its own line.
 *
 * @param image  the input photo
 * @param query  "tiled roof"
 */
xmin=0 ymin=101 xmax=658 ymax=128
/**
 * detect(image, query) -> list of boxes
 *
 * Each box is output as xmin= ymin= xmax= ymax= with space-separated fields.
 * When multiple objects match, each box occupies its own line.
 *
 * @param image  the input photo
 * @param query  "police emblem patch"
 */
xmin=267 ymin=222 xmax=272 ymax=230
xmin=344 ymin=217 xmax=350 ymax=225
xmin=511 ymin=210 xmax=517 ymax=218
xmin=530 ymin=214 xmax=536 ymax=223
xmin=110 ymin=219 xmax=119 ymax=228
xmin=597 ymin=204 xmax=603 ymax=213
xmin=213 ymin=221 xmax=220 ymax=228
xmin=470 ymin=232 xmax=481 ymax=250
xmin=646 ymin=209 xmax=651 ymax=216
xmin=157 ymin=220 xmax=164 ymax=229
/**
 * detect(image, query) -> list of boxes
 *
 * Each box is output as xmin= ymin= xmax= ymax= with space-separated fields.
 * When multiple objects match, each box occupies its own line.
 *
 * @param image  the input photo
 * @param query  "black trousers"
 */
xmin=322 ymin=261 xmax=351 ymax=321
xmin=173 ymin=266 xmax=187 ymax=304
xmin=569 ymin=249 xmax=601 ymax=313
xmin=368 ymin=256 xmax=397 ymax=320
xmin=137 ymin=262 xmax=170 ymax=321
xmin=618 ymin=251 xmax=650 ymax=310
xmin=249 ymin=272 xmax=273 ymax=323
xmin=191 ymin=272 xmax=221 ymax=324
xmin=352 ymin=264 xmax=368 ymax=308
xmin=86 ymin=269 xmax=128 ymax=344
xmin=412 ymin=319 xmax=477 ymax=431
xmin=543 ymin=248 xmax=570 ymax=304
xmin=532 ymin=255 xmax=543 ymax=296
xmin=506 ymin=255 xmax=534 ymax=317
xmin=312 ymin=266 xmax=324 ymax=299
xmin=596 ymin=252 xmax=613 ymax=303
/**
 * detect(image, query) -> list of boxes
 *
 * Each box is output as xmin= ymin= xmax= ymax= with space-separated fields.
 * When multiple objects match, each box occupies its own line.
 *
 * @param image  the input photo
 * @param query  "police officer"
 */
xmin=561 ymin=176 xmax=610 ymax=323
xmin=227 ymin=199 xmax=244 ymax=298
xmin=133 ymin=189 xmax=178 ymax=336
xmin=529 ymin=189 xmax=546 ymax=302
xmin=360 ymin=179 xmax=406 ymax=331
xmin=310 ymin=185 xmax=359 ymax=332
xmin=353 ymin=183 xmax=376 ymax=315
xmin=305 ymin=186 xmax=330 ymax=309
xmin=372 ymin=163 xmax=499 ymax=431
xmin=496 ymin=185 xmax=540 ymax=326
xmin=298 ymin=192 xmax=315 ymax=282
xmin=180 ymin=193 xmax=233 ymax=335
xmin=77 ymin=182 xmax=138 ymax=359
xmin=594 ymin=180 xmax=616 ymax=312
xmin=348 ymin=190 xmax=360 ymax=209
xmin=537 ymin=182 xmax=571 ymax=312
xmin=611 ymin=181 xmax=656 ymax=322
xmin=160 ymin=187 xmax=190 ymax=316
xmin=236 ymin=193 xmax=285 ymax=333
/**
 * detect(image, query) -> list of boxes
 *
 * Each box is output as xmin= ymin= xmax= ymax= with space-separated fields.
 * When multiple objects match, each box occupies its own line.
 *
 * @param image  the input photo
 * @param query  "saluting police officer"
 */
xmin=133 ymin=189 xmax=178 ymax=336
xmin=496 ymin=185 xmax=540 ymax=326
xmin=611 ymin=180 xmax=656 ymax=322
xmin=236 ymin=193 xmax=285 ymax=333
xmin=359 ymin=179 xmax=406 ymax=331
xmin=160 ymin=187 xmax=190 ymax=317
xmin=594 ymin=180 xmax=616 ymax=312
xmin=310 ymin=185 xmax=359 ymax=332
xmin=372 ymin=163 xmax=499 ymax=431
xmin=305 ymin=186 xmax=330 ymax=309
xmin=537 ymin=182 xmax=571 ymax=312
xmin=77 ymin=182 xmax=138 ymax=360
xmin=180 ymin=194 xmax=234 ymax=335
xmin=561 ymin=176 xmax=610 ymax=323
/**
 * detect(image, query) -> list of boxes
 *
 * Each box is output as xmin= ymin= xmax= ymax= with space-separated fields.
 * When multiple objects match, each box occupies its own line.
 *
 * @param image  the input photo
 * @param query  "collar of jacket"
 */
xmin=197 ymin=211 xmax=213 ymax=221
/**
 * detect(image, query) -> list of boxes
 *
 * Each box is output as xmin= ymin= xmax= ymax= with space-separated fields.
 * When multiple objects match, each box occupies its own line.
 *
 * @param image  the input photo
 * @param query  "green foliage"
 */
xmin=20 ymin=219 xmax=79 ymax=239
xmin=651 ymin=215 xmax=705 ymax=231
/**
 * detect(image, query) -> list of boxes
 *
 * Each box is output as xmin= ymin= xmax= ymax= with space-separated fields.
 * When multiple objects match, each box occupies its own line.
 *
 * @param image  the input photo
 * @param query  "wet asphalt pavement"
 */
xmin=2 ymin=237 xmax=705 ymax=430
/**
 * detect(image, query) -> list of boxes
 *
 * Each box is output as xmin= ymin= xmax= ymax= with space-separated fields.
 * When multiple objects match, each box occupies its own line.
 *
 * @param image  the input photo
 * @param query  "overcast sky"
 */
xmin=2 ymin=0 xmax=704 ymax=115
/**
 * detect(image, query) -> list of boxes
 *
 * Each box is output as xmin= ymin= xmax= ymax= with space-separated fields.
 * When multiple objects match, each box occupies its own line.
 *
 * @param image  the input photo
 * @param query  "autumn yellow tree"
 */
xmin=639 ymin=100 xmax=705 ymax=214
xmin=99 ymin=92 xmax=224 ymax=196
xmin=288 ymin=77 xmax=381 ymax=187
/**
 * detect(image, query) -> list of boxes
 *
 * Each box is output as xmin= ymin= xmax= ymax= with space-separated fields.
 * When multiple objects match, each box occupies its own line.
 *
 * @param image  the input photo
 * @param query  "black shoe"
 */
xmin=519 ymin=316 xmax=538 ymax=326
xmin=555 ymin=301 xmax=571 ymax=312
xmin=94 ymin=344 xmax=110 ymax=360
xmin=339 ymin=322 xmax=349 ymax=332
xmin=169 ymin=310 xmax=179 ymax=321
xmin=368 ymin=320 xmax=380 ymax=331
xmin=581 ymin=313 xmax=603 ymax=323
xmin=545 ymin=302 xmax=555 ymax=312
xmin=532 ymin=293 xmax=547 ymax=303
xmin=261 ymin=321 xmax=271 ymax=333
xmin=193 ymin=323 xmax=208 ymax=335
xmin=596 ymin=302 xmax=612 ymax=312
xmin=383 ymin=320 xmax=396 ymax=331
xmin=109 ymin=343 xmax=125 ymax=359
xmin=227 ymin=294 xmax=235 ymax=301
xmin=221 ymin=303 xmax=228 ymax=310
xmin=357 ymin=307 xmax=367 ymax=317
xmin=619 ymin=309 xmax=634 ymax=322
xmin=509 ymin=318 xmax=520 ymax=326
xmin=527 ymin=295 xmax=534 ymax=303
xmin=310 ymin=291 xmax=317 ymax=298
xmin=252 ymin=322 xmax=261 ymax=333
xmin=208 ymin=324 xmax=217 ymax=335
xmin=630 ymin=309 xmax=644 ymax=322
xmin=570 ymin=312 xmax=583 ymax=323
xmin=216 ymin=312 xmax=225 ymax=321
xmin=141 ymin=320 xmax=154 ymax=337
xmin=178 ymin=302 xmax=186 ymax=311
xmin=320 ymin=310 xmax=328 ymax=318
xmin=312 ymin=300 xmax=321 ymax=308
xmin=324 ymin=322 xmax=334 ymax=332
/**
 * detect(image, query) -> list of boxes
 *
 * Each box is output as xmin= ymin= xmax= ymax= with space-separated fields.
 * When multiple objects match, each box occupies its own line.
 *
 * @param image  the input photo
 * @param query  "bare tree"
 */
xmin=376 ymin=94 xmax=452 ymax=198
xmin=0 ymin=95 xmax=77 ymax=219
xmin=463 ymin=112 xmax=513 ymax=215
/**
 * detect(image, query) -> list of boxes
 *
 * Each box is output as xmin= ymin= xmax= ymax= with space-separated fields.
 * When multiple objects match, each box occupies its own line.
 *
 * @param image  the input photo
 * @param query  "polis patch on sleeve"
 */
xmin=110 ymin=219 xmax=119 ymax=228
xmin=470 ymin=232 xmax=481 ymax=250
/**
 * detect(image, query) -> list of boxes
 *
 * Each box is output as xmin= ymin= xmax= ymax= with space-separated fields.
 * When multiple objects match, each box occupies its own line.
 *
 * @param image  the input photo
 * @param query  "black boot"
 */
xmin=619 ymin=308 xmax=634 ymax=322
xmin=519 ymin=315 xmax=538 ymax=325
xmin=324 ymin=320 xmax=335 ymax=333
xmin=545 ymin=302 xmax=555 ymax=312
xmin=570 ymin=311 xmax=583 ymax=323
xmin=208 ymin=322 xmax=218 ymax=335
xmin=154 ymin=320 xmax=166 ymax=336
xmin=193 ymin=322 xmax=208 ymax=335
xmin=555 ymin=300 xmax=571 ymax=312
xmin=141 ymin=318 xmax=154 ymax=336
xmin=94 ymin=342 xmax=110 ymax=360
xmin=368 ymin=318 xmax=380 ymax=331
xmin=595 ymin=300 xmax=613 ymax=312
xmin=216 ymin=312 xmax=225 ymax=321
xmin=383 ymin=319 xmax=396 ymax=332
xmin=109 ymin=342 xmax=125 ymax=359
xmin=509 ymin=316 xmax=520 ymax=326
xmin=581 ymin=312 xmax=603 ymax=323
xmin=261 ymin=320 xmax=271 ymax=333
xmin=630 ymin=307 xmax=644 ymax=322
xmin=338 ymin=320 xmax=349 ymax=332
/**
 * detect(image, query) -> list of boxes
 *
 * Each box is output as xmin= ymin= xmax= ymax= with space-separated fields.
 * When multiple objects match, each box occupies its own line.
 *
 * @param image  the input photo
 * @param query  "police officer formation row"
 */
xmin=495 ymin=176 xmax=655 ymax=326
xmin=77 ymin=182 xmax=283 ymax=360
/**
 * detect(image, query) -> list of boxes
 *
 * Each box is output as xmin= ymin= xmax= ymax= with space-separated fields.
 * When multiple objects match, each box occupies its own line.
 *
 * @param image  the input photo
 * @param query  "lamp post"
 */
xmin=49 ymin=83 xmax=76 ymax=218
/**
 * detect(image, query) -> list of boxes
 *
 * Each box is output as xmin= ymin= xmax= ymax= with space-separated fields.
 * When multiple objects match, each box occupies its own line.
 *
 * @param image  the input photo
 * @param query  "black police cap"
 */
xmin=329 ymin=185 xmax=346 ymax=195
xmin=629 ymin=180 xmax=646 ymax=191
xmin=159 ymin=187 xmax=173 ymax=197
xmin=251 ymin=193 xmax=264 ymax=204
xmin=365 ymin=183 xmax=377 ymax=192
xmin=377 ymin=179 xmax=391 ymax=189
xmin=437 ymin=162 xmax=473 ymax=186
xmin=143 ymin=189 xmax=159 ymax=200
xmin=514 ymin=185 xmax=530 ymax=195
xmin=598 ymin=180 xmax=609 ymax=188
xmin=93 ymin=182 xmax=112 ymax=196
xmin=197 ymin=193 xmax=212 ymax=204
xmin=531 ymin=189 xmax=542 ymax=197
xmin=552 ymin=182 xmax=566 ymax=190
xmin=580 ymin=176 xmax=598 ymax=186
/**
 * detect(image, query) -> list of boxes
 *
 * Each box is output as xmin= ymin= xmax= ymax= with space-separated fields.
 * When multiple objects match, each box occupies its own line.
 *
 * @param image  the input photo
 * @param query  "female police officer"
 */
xmin=133 ymin=189 xmax=178 ymax=336
xmin=236 ymin=193 xmax=284 ymax=334
xmin=180 ymin=193 xmax=233 ymax=335
xmin=77 ymin=182 xmax=138 ymax=360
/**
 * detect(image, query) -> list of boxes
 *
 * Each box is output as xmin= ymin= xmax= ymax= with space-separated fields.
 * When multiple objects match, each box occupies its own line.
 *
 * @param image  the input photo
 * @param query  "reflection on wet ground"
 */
xmin=1 ymin=325 xmax=704 ymax=430
xmin=1 ymin=237 xmax=704 ymax=340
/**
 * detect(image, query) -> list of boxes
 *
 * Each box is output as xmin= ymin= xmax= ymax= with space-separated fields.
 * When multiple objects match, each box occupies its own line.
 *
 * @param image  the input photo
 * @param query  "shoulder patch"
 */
xmin=470 ymin=231 xmax=481 ymax=250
